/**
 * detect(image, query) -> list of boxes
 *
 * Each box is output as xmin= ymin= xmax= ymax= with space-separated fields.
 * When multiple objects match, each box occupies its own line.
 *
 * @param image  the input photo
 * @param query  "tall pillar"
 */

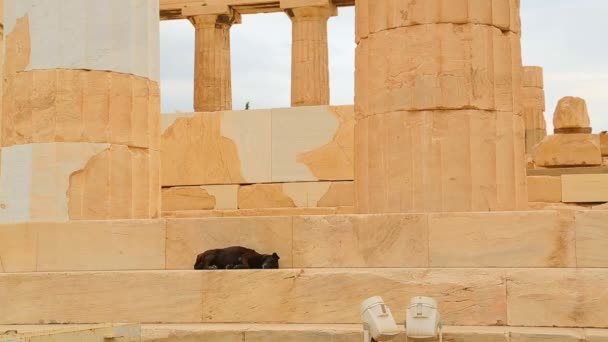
xmin=355 ymin=0 xmax=527 ymax=213
xmin=283 ymin=1 xmax=335 ymax=107
xmin=0 ymin=0 xmax=161 ymax=222
xmin=191 ymin=11 xmax=239 ymax=112
xmin=522 ymin=66 xmax=547 ymax=152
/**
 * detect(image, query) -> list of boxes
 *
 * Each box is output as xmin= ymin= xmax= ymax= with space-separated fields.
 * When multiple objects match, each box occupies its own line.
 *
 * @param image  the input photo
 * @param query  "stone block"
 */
xmin=162 ymin=206 xmax=355 ymax=218
xmin=601 ymin=133 xmax=608 ymax=156
xmin=429 ymin=211 xmax=574 ymax=267
xmin=0 ymin=143 xmax=109 ymax=223
xmin=292 ymin=214 xmax=428 ymax=268
xmin=202 ymin=269 xmax=507 ymax=325
xmin=587 ymin=329 xmax=608 ymax=342
xmin=67 ymin=144 xmax=160 ymax=220
xmin=576 ymin=211 xmax=608 ymax=267
xmin=0 ymin=223 xmax=36 ymax=272
xmin=355 ymin=110 xmax=527 ymax=213
xmin=237 ymin=181 xmax=353 ymax=209
xmin=0 ymin=220 xmax=166 ymax=272
xmin=3 ymin=70 xmax=159 ymax=148
xmin=0 ymin=271 xmax=204 ymax=324
xmin=523 ymin=66 xmax=544 ymax=88
xmin=161 ymin=110 xmax=272 ymax=186
xmin=506 ymin=269 xmax=608 ymax=328
xmin=280 ymin=0 xmax=332 ymax=9
xmin=271 ymin=106 xmax=354 ymax=182
xmin=362 ymin=24 xmax=521 ymax=115
xmin=527 ymin=176 xmax=562 ymax=203
xmin=562 ymin=174 xmax=608 ymax=203
xmin=162 ymin=185 xmax=238 ymax=211
xmin=522 ymin=87 xmax=546 ymax=124
xmin=0 ymin=324 xmax=141 ymax=341
xmin=165 ymin=217 xmax=293 ymax=269
xmin=362 ymin=0 xmax=520 ymax=35
xmin=533 ymin=134 xmax=602 ymax=167
xmin=553 ymin=97 xmax=591 ymax=130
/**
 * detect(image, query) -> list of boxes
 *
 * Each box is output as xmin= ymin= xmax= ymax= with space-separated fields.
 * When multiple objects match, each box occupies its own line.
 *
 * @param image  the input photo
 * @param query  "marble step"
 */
xmin=1 ymin=268 xmax=607 ymax=328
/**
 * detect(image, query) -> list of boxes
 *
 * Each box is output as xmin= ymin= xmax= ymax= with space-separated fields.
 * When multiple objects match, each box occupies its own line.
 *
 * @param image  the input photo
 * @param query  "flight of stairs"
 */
xmin=1 ymin=209 xmax=607 ymax=341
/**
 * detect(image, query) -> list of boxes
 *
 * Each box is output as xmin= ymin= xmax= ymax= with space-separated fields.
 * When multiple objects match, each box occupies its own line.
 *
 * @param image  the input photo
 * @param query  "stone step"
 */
xmin=1 ymin=210 xmax=607 ymax=272
xmin=1 ymin=269 xmax=607 ymax=328
xmin=3 ymin=324 xmax=608 ymax=342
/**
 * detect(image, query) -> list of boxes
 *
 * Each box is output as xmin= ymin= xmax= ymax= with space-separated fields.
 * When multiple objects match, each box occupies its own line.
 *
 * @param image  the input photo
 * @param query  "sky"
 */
xmin=160 ymin=0 xmax=608 ymax=132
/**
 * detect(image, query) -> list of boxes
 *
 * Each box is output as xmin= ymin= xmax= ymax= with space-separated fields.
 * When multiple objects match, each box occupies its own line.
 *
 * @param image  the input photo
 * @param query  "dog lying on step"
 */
xmin=194 ymin=246 xmax=280 ymax=270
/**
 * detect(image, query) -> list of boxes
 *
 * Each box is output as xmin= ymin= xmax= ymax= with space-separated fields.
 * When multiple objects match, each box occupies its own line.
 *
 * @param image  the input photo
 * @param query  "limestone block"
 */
xmin=237 ymin=181 xmax=353 ymax=209
xmin=562 ymin=174 xmax=608 ymax=203
xmin=292 ymin=214 xmax=428 ymax=267
xmin=165 ymin=217 xmax=293 ymax=269
xmin=0 ymin=271 xmax=203 ymax=324
xmin=360 ymin=0 xmax=520 ymax=37
xmin=272 ymin=106 xmax=354 ymax=182
xmin=576 ymin=211 xmax=608 ymax=267
xmin=3 ymin=1 xmax=159 ymax=81
xmin=355 ymin=110 xmax=527 ymax=213
xmin=0 ymin=220 xmax=165 ymax=272
xmin=527 ymin=176 xmax=562 ymax=203
xmin=280 ymin=0 xmax=332 ymax=9
xmin=162 ymin=185 xmax=238 ymax=211
xmin=67 ymin=144 xmax=160 ymax=220
xmin=202 ymin=269 xmax=507 ymax=325
xmin=533 ymin=134 xmax=602 ymax=167
xmin=601 ymin=133 xmax=608 ymax=156
xmin=161 ymin=110 xmax=271 ymax=186
xmin=429 ymin=211 xmax=574 ymax=267
xmin=0 ymin=324 xmax=141 ymax=341
xmin=0 ymin=143 xmax=109 ymax=223
xmin=3 ymin=71 xmax=159 ymax=148
xmin=553 ymin=97 xmax=591 ymax=130
xmin=587 ymin=329 xmax=608 ymax=342
xmin=506 ymin=269 xmax=608 ymax=328
xmin=363 ymin=24 xmax=522 ymax=115
xmin=0 ymin=223 xmax=36 ymax=272
xmin=523 ymin=66 xmax=544 ymax=89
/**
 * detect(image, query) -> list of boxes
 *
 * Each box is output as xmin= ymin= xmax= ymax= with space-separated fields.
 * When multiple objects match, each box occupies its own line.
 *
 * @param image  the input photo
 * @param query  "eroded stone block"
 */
xmin=361 ymin=24 xmax=522 ymax=115
xmin=165 ymin=217 xmax=293 ymax=269
xmin=237 ymin=182 xmax=353 ymax=209
xmin=533 ymin=134 xmax=602 ymax=167
xmin=553 ymin=97 xmax=591 ymax=130
xmin=507 ymin=269 xmax=608 ymax=328
xmin=272 ymin=106 xmax=354 ymax=182
xmin=601 ymin=133 xmax=608 ymax=156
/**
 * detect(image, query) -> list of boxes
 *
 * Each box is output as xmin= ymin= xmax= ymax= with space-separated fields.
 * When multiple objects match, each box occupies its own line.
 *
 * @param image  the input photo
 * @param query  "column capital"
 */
xmin=188 ymin=11 xmax=241 ymax=29
xmin=280 ymin=0 xmax=337 ymax=18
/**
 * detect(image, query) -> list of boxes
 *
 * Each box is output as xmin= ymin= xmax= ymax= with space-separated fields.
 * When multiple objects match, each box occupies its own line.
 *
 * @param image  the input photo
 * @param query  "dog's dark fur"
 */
xmin=193 ymin=246 xmax=280 ymax=270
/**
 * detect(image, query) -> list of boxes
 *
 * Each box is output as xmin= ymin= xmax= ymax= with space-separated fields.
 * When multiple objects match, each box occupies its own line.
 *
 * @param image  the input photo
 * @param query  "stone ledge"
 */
xmin=1 ymin=269 xmax=608 ymax=328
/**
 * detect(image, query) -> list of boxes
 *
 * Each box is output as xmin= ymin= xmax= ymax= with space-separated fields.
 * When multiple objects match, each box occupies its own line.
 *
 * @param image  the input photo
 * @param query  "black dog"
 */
xmin=194 ymin=246 xmax=280 ymax=270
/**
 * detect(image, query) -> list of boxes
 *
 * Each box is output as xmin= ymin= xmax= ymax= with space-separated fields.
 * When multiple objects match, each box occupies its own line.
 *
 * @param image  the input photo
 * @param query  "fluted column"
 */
xmin=355 ymin=0 xmax=526 ymax=213
xmin=522 ymin=66 xmax=547 ymax=152
xmin=191 ymin=13 xmax=238 ymax=112
xmin=288 ymin=6 xmax=334 ymax=107
xmin=0 ymin=0 xmax=161 ymax=222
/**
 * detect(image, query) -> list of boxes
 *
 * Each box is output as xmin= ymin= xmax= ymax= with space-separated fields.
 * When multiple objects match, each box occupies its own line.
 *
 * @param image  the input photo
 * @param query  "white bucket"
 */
xmin=360 ymin=296 xmax=400 ymax=341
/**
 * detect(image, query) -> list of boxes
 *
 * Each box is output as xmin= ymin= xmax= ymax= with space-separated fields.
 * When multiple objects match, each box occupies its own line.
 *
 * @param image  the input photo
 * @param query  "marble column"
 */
xmin=191 ymin=13 xmax=239 ymax=112
xmin=0 ymin=0 xmax=161 ymax=222
xmin=288 ymin=5 xmax=334 ymax=107
xmin=522 ymin=66 xmax=547 ymax=152
xmin=354 ymin=0 xmax=527 ymax=213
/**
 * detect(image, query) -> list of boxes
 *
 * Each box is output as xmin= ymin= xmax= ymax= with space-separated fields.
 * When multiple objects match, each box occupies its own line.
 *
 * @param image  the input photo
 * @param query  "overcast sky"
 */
xmin=160 ymin=0 xmax=608 ymax=132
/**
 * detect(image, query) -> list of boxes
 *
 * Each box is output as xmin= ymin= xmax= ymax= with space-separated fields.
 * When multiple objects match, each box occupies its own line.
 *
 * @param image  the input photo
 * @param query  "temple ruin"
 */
xmin=1 ymin=0 xmax=608 ymax=341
